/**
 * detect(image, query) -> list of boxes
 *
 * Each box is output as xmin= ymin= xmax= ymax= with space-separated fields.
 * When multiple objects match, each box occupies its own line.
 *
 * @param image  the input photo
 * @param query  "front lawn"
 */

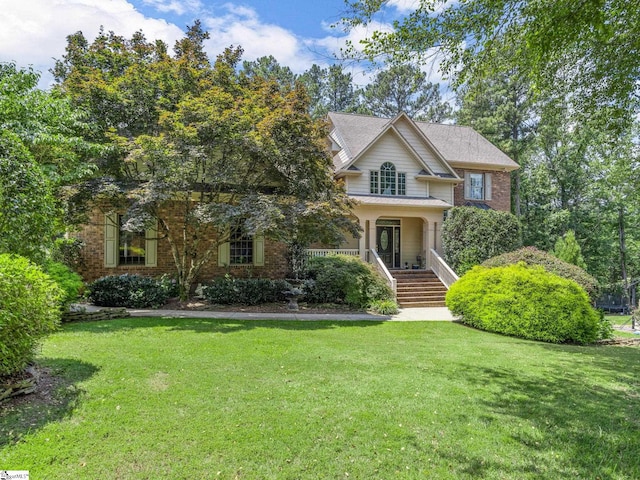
xmin=1 ymin=318 xmax=639 ymax=479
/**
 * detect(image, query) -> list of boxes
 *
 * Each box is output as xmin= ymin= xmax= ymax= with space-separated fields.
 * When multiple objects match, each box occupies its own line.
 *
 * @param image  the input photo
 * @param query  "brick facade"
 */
xmin=453 ymin=168 xmax=512 ymax=212
xmin=74 ymin=206 xmax=289 ymax=284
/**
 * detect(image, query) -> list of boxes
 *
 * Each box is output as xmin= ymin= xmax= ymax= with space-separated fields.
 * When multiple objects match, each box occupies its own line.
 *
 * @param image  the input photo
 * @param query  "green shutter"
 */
xmin=253 ymin=234 xmax=265 ymax=267
xmin=145 ymin=221 xmax=158 ymax=267
xmin=218 ymin=241 xmax=230 ymax=267
xmin=104 ymin=213 xmax=118 ymax=268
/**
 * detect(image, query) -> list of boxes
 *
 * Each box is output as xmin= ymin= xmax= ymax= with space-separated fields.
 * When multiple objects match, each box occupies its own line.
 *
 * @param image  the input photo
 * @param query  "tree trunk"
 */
xmin=618 ymin=205 xmax=630 ymax=317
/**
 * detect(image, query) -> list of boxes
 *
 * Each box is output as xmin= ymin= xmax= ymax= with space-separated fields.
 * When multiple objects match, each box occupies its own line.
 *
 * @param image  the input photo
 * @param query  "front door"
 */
xmin=376 ymin=221 xmax=401 ymax=269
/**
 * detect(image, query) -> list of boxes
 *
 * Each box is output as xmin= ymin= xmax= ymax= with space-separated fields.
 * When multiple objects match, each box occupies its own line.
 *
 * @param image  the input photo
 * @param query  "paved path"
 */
xmin=81 ymin=305 xmax=457 ymax=322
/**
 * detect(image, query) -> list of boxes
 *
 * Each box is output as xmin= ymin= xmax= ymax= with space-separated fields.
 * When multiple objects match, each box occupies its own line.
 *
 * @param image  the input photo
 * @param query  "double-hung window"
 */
xmin=464 ymin=172 xmax=492 ymax=201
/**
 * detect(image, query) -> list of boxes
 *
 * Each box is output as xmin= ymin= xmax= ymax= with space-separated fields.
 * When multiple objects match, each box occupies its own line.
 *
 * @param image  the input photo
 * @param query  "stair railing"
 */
xmin=369 ymin=249 xmax=397 ymax=295
xmin=430 ymin=249 xmax=459 ymax=289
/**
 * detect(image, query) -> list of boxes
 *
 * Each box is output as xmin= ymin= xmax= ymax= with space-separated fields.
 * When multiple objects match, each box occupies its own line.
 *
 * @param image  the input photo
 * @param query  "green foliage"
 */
xmin=0 ymin=130 xmax=57 ymax=261
xmin=0 ymin=63 xmax=96 ymax=260
xmin=552 ymin=230 xmax=587 ymax=269
xmin=482 ymin=246 xmax=599 ymax=301
xmin=369 ymin=299 xmax=399 ymax=315
xmin=51 ymin=237 xmax=85 ymax=270
xmin=43 ymin=261 xmax=84 ymax=311
xmin=360 ymin=64 xmax=451 ymax=121
xmin=201 ymin=277 xmax=290 ymax=305
xmin=446 ymin=264 xmax=601 ymax=344
xmin=0 ymin=254 xmax=62 ymax=377
xmin=442 ymin=207 xmax=522 ymax=275
xmin=342 ymin=0 xmax=639 ymax=130
xmin=88 ymin=274 xmax=171 ymax=308
xmin=55 ymin=28 xmax=357 ymax=300
xmin=303 ymin=255 xmax=394 ymax=308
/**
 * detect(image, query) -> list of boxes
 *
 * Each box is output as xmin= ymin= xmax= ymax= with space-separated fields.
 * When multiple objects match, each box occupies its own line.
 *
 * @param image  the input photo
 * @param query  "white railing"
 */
xmin=369 ymin=249 xmax=397 ymax=295
xmin=430 ymin=248 xmax=458 ymax=289
xmin=306 ymin=249 xmax=360 ymax=258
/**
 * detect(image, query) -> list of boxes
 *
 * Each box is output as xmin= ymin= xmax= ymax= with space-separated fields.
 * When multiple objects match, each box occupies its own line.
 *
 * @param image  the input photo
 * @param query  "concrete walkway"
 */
xmin=80 ymin=304 xmax=457 ymax=322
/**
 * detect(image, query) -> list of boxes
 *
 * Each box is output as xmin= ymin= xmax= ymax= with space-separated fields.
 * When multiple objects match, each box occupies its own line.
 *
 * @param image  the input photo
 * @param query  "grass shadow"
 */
xmin=62 ymin=316 xmax=387 ymax=335
xmin=443 ymin=343 xmax=640 ymax=478
xmin=0 ymin=358 xmax=99 ymax=448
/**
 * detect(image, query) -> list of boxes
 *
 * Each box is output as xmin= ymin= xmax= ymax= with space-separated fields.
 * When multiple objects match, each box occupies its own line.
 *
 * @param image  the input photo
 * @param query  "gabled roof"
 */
xmin=328 ymin=112 xmax=519 ymax=172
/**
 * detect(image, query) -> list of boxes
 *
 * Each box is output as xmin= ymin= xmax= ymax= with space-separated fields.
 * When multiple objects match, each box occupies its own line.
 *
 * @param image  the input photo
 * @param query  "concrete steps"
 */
xmin=392 ymin=270 xmax=447 ymax=308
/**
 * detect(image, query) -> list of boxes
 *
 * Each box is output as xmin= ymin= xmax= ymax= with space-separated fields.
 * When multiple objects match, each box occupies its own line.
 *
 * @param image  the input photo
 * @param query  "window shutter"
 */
xmin=253 ymin=234 xmax=265 ymax=267
xmin=464 ymin=172 xmax=471 ymax=199
xmin=104 ymin=213 xmax=118 ymax=268
xmin=218 ymin=241 xmax=230 ymax=267
xmin=485 ymin=173 xmax=492 ymax=201
xmin=145 ymin=221 xmax=158 ymax=267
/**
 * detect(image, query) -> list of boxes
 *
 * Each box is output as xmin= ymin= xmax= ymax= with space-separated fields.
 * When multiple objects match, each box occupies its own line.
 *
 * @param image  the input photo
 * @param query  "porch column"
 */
xmin=422 ymin=218 xmax=430 ymax=269
xmin=358 ymin=218 xmax=367 ymax=262
xmin=368 ymin=219 xmax=377 ymax=256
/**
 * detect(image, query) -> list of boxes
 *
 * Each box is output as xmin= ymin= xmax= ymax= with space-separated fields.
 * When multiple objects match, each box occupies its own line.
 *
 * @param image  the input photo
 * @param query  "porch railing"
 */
xmin=430 ymin=248 xmax=458 ymax=289
xmin=369 ymin=248 xmax=397 ymax=295
xmin=306 ymin=249 xmax=360 ymax=258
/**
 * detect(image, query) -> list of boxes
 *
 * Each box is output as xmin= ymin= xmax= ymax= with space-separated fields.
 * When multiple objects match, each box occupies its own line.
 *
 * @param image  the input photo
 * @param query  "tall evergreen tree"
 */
xmin=362 ymin=64 xmax=451 ymax=121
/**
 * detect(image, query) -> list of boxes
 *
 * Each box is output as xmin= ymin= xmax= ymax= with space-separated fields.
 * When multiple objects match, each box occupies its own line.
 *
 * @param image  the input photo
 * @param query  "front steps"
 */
xmin=392 ymin=270 xmax=447 ymax=308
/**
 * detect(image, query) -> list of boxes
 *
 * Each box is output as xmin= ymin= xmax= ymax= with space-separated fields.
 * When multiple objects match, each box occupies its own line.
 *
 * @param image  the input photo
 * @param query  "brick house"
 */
xmin=74 ymin=112 xmax=518 ymax=289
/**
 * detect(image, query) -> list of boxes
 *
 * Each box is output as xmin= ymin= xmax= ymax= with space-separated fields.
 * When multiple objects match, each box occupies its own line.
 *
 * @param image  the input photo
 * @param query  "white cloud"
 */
xmin=0 ymin=0 xmax=184 ymax=87
xmin=387 ymin=0 xmax=420 ymax=13
xmin=142 ymin=0 xmax=202 ymax=16
xmin=202 ymin=4 xmax=322 ymax=73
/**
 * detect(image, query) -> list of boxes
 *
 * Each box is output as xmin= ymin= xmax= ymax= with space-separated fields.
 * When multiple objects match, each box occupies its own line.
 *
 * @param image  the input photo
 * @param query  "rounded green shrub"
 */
xmin=446 ymin=263 xmax=601 ymax=344
xmin=43 ymin=260 xmax=84 ymax=311
xmin=0 ymin=254 xmax=63 ymax=377
xmin=482 ymin=247 xmax=598 ymax=301
xmin=303 ymin=255 xmax=394 ymax=308
xmin=88 ymin=274 xmax=171 ymax=308
xmin=202 ymin=277 xmax=290 ymax=305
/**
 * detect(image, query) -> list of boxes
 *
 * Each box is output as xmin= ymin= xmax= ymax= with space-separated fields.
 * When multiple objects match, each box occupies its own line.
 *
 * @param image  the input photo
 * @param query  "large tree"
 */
xmin=361 ymin=64 xmax=451 ymax=121
xmin=0 ymin=63 xmax=94 ymax=261
xmin=54 ymin=26 xmax=357 ymax=299
xmin=343 ymin=0 xmax=640 ymax=130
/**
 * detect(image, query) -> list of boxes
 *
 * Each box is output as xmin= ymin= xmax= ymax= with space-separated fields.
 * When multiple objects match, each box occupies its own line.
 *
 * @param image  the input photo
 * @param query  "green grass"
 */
xmin=1 ymin=318 xmax=639 ymax=479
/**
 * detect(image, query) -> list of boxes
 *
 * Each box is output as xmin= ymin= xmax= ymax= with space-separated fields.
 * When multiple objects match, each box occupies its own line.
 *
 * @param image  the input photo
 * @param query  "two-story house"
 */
xmin=325 ymin=112 xmax=518 ymax=272
xmin=73 ymin=111 xmax=518 ymax=303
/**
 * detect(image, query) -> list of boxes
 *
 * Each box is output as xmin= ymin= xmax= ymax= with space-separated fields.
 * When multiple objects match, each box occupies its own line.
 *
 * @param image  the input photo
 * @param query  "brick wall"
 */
xmin=453 ymin=168 xmax=512 ymax=212
xmin=74 ymin=205 xmax=289 ymax=285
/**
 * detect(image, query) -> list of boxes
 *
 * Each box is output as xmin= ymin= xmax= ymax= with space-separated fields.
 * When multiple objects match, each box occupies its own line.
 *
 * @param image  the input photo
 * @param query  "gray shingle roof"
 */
xmin=328 ymin=112 xmax=518 ymax=171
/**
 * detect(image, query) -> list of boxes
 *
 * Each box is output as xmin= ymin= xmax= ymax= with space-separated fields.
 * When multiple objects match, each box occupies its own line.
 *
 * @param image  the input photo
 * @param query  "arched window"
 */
xmin=370 ymin=162 xmax=406 ymax=196
xmin=380 ymin=162 xmax=396 ymax=195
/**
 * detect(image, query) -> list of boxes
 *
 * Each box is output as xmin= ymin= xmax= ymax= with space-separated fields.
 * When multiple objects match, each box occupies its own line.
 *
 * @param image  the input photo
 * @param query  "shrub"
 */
xmin=482 ymin=247 xmax=599 ymax=301
xmin=446 ymin=263 xmax=601 ymax=344
xmin=369 ymin=299 xmax=399 ymax=315
xmin=442 ymin=207 xmax=522 ymax=275
xmin=303 ymin=255 xmax=394 ymax=308
xmin=88 ymin=274 xmax=171 ymax=308
xmin=51 ymin=237 xmax=85 ymax=269
xmin=202 ymin=276 xmax=290 ymax=305
xmin=0 ymin=254 xmax=63 ymax=377
xmin=43 ymin=260 xmax=84 ymax=311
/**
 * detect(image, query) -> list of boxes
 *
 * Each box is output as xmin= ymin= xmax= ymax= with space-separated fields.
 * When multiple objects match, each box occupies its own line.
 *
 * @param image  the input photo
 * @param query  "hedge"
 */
xmin=0 ymin=254 xmax=62 ymax=377
xmin=442 ymin=206 xmax=522 ymax=275
xmin=481 ymin=247 xmax=598 ymax=301
xmin=303 ymin=255 xmax=394 ymax=309
xmin=88 ymin=274 xmax=173 ymax=308
xmin=446 ymin=263 xmax=602 ymax=344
